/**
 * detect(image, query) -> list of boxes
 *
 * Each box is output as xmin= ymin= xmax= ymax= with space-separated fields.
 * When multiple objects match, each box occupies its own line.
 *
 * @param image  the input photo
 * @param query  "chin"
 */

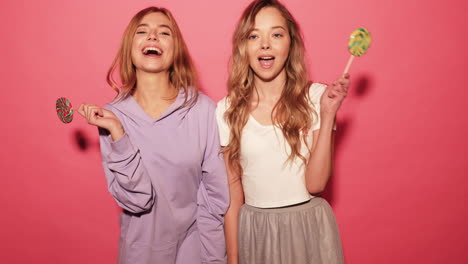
xmin=255 ymin=71 xmax=281 ymax=82
xmin=140 ymin=65 xmax=170 ymax=74
xmin=146 ymin=67 xmax=163 ymax=72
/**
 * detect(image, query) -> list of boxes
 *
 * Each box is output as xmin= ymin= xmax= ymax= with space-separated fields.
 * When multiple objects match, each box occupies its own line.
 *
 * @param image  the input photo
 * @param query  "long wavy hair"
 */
xmin=107 ymin=7 xmax=198 ymax=105
xmin=224 ymin=0 xmax=316 ymax=174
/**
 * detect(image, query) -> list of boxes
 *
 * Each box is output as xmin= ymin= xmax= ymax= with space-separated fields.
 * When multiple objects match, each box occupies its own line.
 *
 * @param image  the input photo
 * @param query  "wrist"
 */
xmin=109 ymin=122 xmax=125 ymax=141
xmin=320 ymin=113 xmax=336 ymax=124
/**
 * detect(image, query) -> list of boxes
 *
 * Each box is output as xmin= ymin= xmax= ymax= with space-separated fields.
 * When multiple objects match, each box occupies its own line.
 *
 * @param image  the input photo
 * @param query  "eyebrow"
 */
xmin=252 ymin=26 xmax=287 ymax=31
xmin=136 ymin=23 xmax=173 ymax=32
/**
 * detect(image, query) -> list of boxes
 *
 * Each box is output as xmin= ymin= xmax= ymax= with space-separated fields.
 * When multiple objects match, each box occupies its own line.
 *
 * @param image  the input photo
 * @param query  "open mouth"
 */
xmin=142 ymin=47 xmax=163 ymax=56
xmin=258 ymin=56 xmax=275 ymax=68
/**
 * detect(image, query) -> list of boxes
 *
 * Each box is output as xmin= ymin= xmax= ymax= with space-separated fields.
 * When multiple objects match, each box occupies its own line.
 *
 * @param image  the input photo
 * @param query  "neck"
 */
xmin=252 ymin=68 xmax=286 ymax=103
xmin=132 ymin=70 xmax=177 ymax=105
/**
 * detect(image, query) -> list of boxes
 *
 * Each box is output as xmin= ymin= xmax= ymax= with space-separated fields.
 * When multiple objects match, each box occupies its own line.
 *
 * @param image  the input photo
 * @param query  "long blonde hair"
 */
xmin=107 ymin=7 xmax=198 ymax=105
xmin=224 ymin=0 xmax=316 ymax=174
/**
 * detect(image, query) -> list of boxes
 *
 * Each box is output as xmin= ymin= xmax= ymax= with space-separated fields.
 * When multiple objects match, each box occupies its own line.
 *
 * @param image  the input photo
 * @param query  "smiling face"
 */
xmin=246 ymin=7 xmax=291 ymax=83
xmin=131 ymin=12 xmax=175 ymax=74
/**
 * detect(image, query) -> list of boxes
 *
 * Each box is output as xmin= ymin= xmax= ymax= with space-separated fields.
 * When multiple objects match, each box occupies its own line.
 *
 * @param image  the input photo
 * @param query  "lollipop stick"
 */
xmin=343 ymin=55 xmax=355 ymax=75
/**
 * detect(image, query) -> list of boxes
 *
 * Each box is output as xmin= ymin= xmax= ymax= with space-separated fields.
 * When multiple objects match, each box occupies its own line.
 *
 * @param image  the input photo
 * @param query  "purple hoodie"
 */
xmin=99 ymin=90 xmax=229 ymax=264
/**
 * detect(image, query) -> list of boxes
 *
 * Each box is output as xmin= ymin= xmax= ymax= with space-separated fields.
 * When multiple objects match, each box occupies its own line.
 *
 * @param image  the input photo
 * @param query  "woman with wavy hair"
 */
xmin=216 ymin=0 xmax=348 ymax=263
xmin=78 ymin=7 xmax=229 ymax=264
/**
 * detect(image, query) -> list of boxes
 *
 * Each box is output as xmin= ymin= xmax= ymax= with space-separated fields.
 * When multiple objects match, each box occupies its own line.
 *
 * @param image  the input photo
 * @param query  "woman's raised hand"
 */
xmin=77 ymin=104 xmax=125 ymax=141
xmin=320 ymin=73 xmax=350 ymax=118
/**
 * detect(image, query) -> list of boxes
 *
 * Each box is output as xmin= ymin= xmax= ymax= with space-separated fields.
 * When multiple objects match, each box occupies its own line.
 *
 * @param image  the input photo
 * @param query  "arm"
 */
xmin=78 ymin=103 xmax=155 ymax=213
xmin=222 ymin=152 xmax=244 ymax=264
xmin=305 ymin=75 xmax=349 ymax=194
xmin=100 ymin=129 xmax=155 ymax=213
xmin=305 ymin=121 xmax=336 ymax=194
xmin=214 ymin=98 xmax=244 ymax=264
xmin=198 ymin=103 xmax=230 ymax=263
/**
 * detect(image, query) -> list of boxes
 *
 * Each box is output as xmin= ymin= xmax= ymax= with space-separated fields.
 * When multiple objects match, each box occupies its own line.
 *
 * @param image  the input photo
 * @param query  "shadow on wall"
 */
xmin=73 ymin=129 xmax=99 ymax=152
xmin=322 ymin=73 xmax=373 ymax=206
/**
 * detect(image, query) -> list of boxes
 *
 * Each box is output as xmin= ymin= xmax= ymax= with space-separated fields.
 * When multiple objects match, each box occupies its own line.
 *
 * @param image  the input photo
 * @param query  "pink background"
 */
xmin=1 ymin=0 xmax=467 ymax=263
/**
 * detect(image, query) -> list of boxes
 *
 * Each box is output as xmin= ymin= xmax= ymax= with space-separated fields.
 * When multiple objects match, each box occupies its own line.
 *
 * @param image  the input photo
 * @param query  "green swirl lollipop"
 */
xmin=56 ymin=97 xmax=74 ymax=124
xmin=343 ymin=28 xmax=372 ymax=74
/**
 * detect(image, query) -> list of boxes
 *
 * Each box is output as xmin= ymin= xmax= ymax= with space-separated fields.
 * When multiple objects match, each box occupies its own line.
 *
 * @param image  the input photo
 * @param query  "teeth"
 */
xmin=143 ymin=47 xmax=162 ymax=55
xmin=259 ymin=57 xmax=274 ymax=60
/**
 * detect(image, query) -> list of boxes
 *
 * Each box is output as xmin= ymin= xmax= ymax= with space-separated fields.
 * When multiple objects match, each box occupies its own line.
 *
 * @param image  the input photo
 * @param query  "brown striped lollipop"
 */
xmin=56 ymin=97 xmax=75 ymax=124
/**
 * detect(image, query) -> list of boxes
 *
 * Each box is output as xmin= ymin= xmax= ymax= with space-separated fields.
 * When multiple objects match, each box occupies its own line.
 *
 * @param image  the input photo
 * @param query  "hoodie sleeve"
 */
xmin=197 ymin=98 xmax=230 ymax=263
xmin=98 ymin=110 xmax=156 ymax=214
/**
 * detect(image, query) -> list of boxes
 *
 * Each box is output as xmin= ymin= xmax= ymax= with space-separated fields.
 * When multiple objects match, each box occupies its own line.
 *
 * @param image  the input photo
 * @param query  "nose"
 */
xmin=147 ymin=30 xmax=158 ymax=41
xmin=261 ymin=38 xmax=270 ymax=50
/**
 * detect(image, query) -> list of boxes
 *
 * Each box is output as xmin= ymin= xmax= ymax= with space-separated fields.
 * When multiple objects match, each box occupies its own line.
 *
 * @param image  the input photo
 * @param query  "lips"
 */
xmin=142 ymin=46 xmax=163 ymax=56
xmin=258 ymin=56 xmax=275 ymax=69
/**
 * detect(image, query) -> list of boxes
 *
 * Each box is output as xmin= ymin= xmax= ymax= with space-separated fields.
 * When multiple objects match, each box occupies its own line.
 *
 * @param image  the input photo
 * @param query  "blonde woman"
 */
xmin=216 ymin=0 xmax=348 ymax=263
xmin=78 ymin=7 xmax=229 ymax=264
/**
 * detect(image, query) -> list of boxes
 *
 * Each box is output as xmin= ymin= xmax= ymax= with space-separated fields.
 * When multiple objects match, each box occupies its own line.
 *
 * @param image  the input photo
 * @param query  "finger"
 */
xmin=84 ymin=104 xmax=99 ymax=122
xmin=85 ymin=105 xmax=95 ymax=123
xmin=337 ymin=90 xmax=347 ymax=99
xmin=338 ymin=79 xmax=349 ymax=90
xmin=89 ymin=106 xmax=103 ymax=118
xmin=92 ymin=107 xmax=103 ymax=120
xmin=334 ymin=84 xmax=347 ymax=95
xmin=82 ymin=104 xmax=94 ymax=119
xmin=342 ymin=82 xmax=349 ymax=92
xmin=332 ymin=83 xmax=345 ymax=94
xmin=331 ymin=84 xmax=347 ymax=99
xmin=329 ymin=89 xmax=340 ymax=98
xmin=338 ymin=79 xmax=350 ymax=90
xmin=102 ymin=108 xmax=115 ymax=118
xmin=82 ymin=104 xmax=90 ymax=120
xmin=87 ymin=107 xmax=96 ymax=122
xmin=332 ymin=81 xmax=346 ymax=94
xmin=88 ymin=108 xmax=102 ymax=124
xmin=82 ymin=104 xmax=89 ymax=121
xmin=324 ymin=86 xmax=335 ymax=98
xmin=97 ymin=108 xmax=104 ymax=117
xmin=337 ymin=77 xmax=349 ymax=84
xmin=77 ymin=104 xmax=86 ymax=117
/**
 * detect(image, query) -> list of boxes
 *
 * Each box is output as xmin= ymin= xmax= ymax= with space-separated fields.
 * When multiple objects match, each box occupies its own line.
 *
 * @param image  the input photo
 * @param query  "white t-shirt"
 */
xmin=215 ymin=83 xmax=331 ymax=208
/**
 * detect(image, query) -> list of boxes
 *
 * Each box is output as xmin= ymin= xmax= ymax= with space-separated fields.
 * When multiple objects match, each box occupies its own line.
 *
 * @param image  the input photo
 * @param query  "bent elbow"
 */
xmin=113 ymin=191 xmax=155 ymax=214
xmin=125 ymin=199 xmax=154 ymax=214
xmin=136 ymin=196 xmax=155 ymax=213
xmin=307 ymin=184 xmax=325 ymax=195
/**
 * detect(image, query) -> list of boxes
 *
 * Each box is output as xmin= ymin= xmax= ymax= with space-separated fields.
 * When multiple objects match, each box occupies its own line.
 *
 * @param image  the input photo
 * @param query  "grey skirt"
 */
xmin=238 ymin=197 xmax=344 ymax=264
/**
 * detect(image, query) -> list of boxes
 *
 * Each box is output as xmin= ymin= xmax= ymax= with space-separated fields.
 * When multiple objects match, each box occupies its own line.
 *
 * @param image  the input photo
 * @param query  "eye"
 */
xmin=160 ymin=32 xmax=171 ymax=36
xmin=136 ymin=31 xmax=146 ymax=34
xmin=273 ymin=33 xmax=283 ymax=38
xmin=248 ymin=34 xmax=258 ymax=40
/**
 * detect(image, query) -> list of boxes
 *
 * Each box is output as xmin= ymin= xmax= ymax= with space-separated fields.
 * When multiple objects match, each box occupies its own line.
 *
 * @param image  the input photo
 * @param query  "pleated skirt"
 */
xmin=238 ymin=197 xmax=344 ymax=264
